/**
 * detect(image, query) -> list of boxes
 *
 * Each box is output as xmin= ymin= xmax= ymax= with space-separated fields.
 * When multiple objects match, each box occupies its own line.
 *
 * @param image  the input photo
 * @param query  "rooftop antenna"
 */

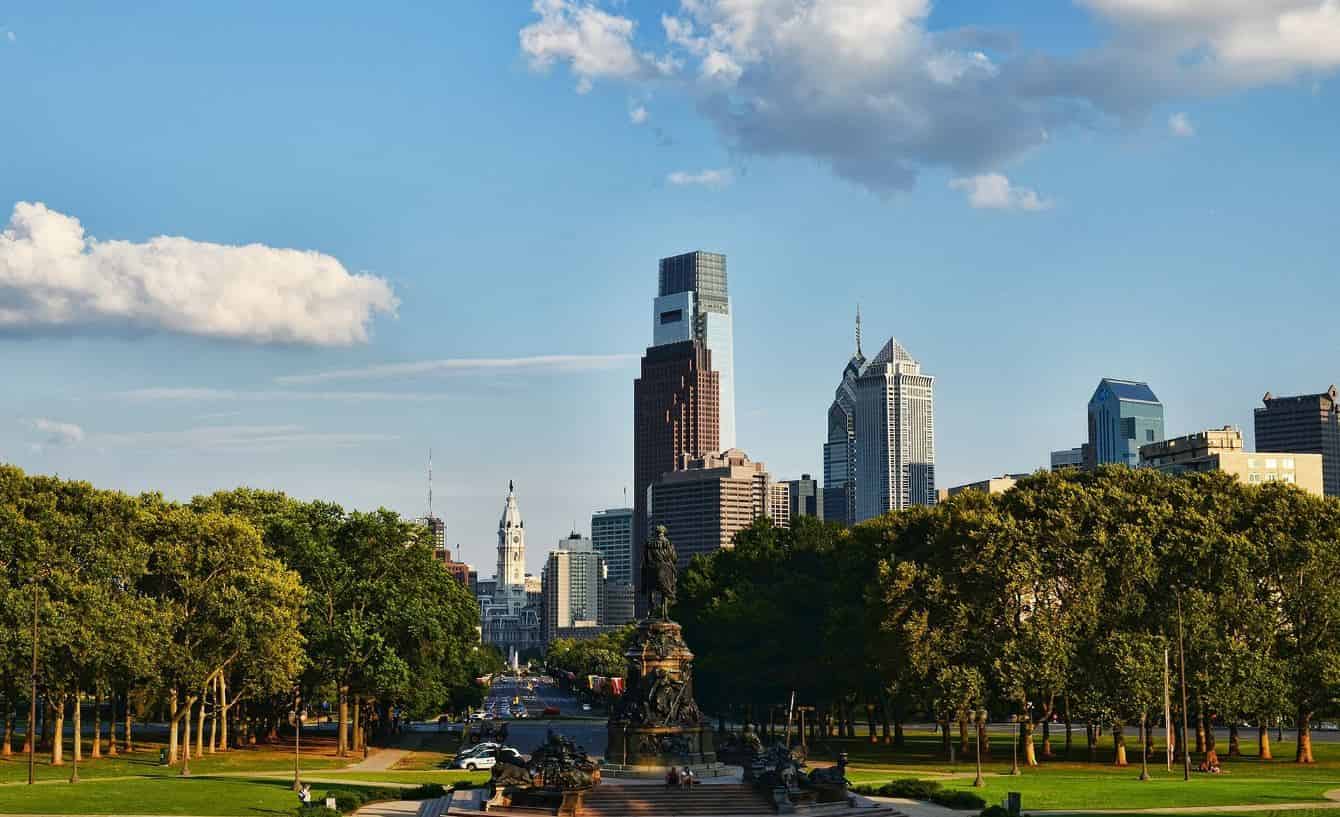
xmin=427 ymin=448 xmax=434 ymax=519
xmin=856 ymin=304 xmax=863 ymax=357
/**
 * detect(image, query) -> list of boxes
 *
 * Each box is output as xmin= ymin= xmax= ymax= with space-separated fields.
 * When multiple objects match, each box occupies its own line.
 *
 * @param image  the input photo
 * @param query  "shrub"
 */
xmin=930 ymin=790 xmax=987 ymax=810
xmin=295 ymin=807 xmax=341 ymax=817
xmin=979 ymin=806 xmax=1011 ymax=817
xmin=403 ymin=784 xmax=449 ymax=800
xmin=878 ymin=779 xmax=942 ymax=799
xmin=323 ymin=790 xmax=364 ymax=813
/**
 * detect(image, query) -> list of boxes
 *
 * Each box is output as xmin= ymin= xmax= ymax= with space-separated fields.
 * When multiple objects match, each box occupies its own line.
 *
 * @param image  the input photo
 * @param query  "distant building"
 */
xmin=937 ymin=475 xmax=1028 ymax=502
xmin=600 ymin=580 xmax=635 ymax=626
xmin=480 ymin=483 xmax=542 ymax=658
xmin=633 ymin=339 xmax=720 ymax=586
xmin=591 ymin=507 xmax=634 ymax=586
xmin=1140 ymin=426 xmax=1324 ymax=496
xmin=855 ymin=337 xmax=936 ymax=520
xmin=434 ymin=546 xmax=471 ymax=587
xmin=768 ymin=482 xmax=791 ymax=528
xmin=651 ymin=448 xmax=771 ymax=569
xmin=421 ymin=515 xmax=446 ymax=549
xmin=1050 ymin=447 xmax=1085 ymax=471
xmin=1088 ymin=379 xmax=1164 ymax=467
xmin=784 ymin=474 xmax=822 ymax=522
xmin=542 ymin=533 xmax=604 ymax=644
xmin=823 ymin=310 xmax=866 ymax=526
xmin=654 ymin=251 xmax=736 ymax=451
xmin=1254 ymin=386 xmax=1340 ymax=497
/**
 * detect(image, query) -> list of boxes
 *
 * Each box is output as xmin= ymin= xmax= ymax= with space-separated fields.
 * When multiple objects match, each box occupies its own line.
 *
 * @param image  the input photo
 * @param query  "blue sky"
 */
xmin=2 ymin=1 xmax=1338 ymax=574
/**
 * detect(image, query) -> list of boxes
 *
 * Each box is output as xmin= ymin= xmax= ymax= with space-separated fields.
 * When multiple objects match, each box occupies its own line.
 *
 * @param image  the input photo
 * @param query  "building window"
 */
xmin=1266 ymin=458 xmax=1278 ymax=469
xmin=1283 ymin=458 xmax=1295 ymax=468
xmin=1146 ymin=429 xmax=1155 ymax=442
xmin=660 ymin=309 xmax=683 ymax=324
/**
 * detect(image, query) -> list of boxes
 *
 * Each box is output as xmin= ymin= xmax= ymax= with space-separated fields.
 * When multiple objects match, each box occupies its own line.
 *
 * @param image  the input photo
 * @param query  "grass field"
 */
xmin=0 ymin=776 xmax=346 ymax=816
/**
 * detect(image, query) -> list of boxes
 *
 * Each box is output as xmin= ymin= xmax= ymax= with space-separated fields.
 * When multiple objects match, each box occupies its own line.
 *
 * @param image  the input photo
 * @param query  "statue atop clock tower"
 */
xmin=494 ymin=481 xmax=528 ymax=615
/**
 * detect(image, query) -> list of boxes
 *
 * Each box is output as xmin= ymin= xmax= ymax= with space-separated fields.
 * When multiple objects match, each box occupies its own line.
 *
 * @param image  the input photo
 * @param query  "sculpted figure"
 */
xmin=641 ymin=526 xmax=678 ymax=619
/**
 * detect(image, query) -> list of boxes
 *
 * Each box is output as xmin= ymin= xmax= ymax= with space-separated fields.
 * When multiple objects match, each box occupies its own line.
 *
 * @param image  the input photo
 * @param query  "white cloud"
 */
xmin=666 ymin=168 xmax=733 ymax=188
xmin=28 ymin=418 xmax=85 ymax=446
xmin=274 ymin=353 xmax=636 ymax=385
xmin=520 ymin=0 xmax=669 ymax=93
xmin=0 ymin=202 xmax=397 ymax=346
xmin=1169 ymin=111 xmax=1195 ymax=136
xmin=629 ymin=105 xmax=649 ymax=124
xmin=98 ymin=424 xmax=397 ymax=450
xmin=519 ymin=0 xmax=1340 ymax=195
xmin=5 ymin=31 xmax=14 ymax=43
xmin=117 ymin=387 xmax=454 ymax=403
xmin=949 ymin=174 xmax=1053 ymax=212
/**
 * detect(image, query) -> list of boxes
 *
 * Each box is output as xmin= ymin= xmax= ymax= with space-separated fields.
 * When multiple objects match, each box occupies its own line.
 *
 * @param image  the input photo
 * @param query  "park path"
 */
xmin=345 ymin=732 xmax=428 ymax=772
xmin=352 ymin=800 xmax=423 ymax=817
xmin=868 ymin=796 xmax=975 ymax=817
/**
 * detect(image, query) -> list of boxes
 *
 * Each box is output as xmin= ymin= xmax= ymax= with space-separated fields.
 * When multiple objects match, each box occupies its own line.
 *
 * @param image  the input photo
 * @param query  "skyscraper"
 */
xmin=784 ymin=474 xmax=822 ymax=522
xmin=855 ymin=337 xmax=936 ymax=520
xmin=650 ymin=449 xmax=771 ymax=568
xmin=823 ymin=310 xmax=866 ymax=525
xmin=652 ymin=251 xmax=736 ymax=450
xmin=1087 ymin=379 xmax=1164 ymax=467
xmin=591 ymin=507 xmax=634 ymax=586
xmin=1254 ymin=386 xmax=1340 ymax=496
xmin=633 ymin=340 xmax=720 ymax=584
xmin=541 ymin=532 xmax=604 ymax=644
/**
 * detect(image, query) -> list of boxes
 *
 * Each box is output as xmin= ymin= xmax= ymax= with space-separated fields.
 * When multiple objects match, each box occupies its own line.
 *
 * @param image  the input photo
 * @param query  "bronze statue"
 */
xmin=641 ymin=525 xmax=678 ymax=619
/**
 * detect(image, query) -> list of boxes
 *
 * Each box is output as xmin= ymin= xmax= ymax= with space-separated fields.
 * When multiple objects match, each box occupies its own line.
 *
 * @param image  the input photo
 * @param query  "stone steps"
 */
xmin=581 ymin=783 xmax=773 ymax=816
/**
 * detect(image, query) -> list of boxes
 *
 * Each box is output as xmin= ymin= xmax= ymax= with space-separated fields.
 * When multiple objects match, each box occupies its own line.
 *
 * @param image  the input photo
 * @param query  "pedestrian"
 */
xmin=297 ymin=784 xmax=312 ymax=805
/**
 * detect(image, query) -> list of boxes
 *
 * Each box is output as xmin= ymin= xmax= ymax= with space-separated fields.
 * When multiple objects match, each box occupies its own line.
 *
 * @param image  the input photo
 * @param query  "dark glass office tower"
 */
xmin=653 ymin=252 xmax=735 ymax=450
xmin=1255 ymin=386 xmax=1340 ymax=496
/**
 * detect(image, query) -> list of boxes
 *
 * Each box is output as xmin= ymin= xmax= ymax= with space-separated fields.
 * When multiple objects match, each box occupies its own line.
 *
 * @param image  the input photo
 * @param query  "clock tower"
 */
xmin=494 ymin=481 xmax=528 ymax=614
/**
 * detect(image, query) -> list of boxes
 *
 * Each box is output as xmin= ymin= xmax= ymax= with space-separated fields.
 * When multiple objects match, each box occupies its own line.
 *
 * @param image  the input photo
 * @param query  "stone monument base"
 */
xmin=606 ymin=722 xmax=717 ymax=767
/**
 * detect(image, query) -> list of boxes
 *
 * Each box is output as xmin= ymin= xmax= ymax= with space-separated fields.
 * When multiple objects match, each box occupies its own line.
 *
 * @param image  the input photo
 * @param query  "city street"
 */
xmin=465 ymin=675 xmax=609 ymax=757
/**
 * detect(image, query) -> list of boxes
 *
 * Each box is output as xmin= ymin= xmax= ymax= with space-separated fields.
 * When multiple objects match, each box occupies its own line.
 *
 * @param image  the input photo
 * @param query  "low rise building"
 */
xmin=937 ymin=474 xmax=1028 ymax=502
xmin=1139 ymin=426 xmax=1324 ymax=496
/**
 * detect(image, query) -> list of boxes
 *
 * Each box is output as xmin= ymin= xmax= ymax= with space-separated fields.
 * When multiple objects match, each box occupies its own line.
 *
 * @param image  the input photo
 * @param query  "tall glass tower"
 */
xmin=823 ymin=309 xmax=865 ymax=525
xmin=652 ymin=251 xmax=736 ymax=450
xmin=1087 ymin=379 xmax=1164 ymax=467
xmin=855 ymin=337 xmax=936 ymax=520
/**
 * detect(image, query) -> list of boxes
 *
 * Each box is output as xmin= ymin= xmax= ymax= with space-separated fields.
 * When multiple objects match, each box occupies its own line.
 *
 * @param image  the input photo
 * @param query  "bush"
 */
xmin=323 ymin=790 xmax=364 ymax=813
xmin=403 ymin=784 xmax=449 ymax=800
xmin=878 ymin=779 xmax=942 ymax=800
xmin=980 ymin=807 xmax=1011 ymax=817
xmin=295 ymin=807 xmax=341 ymax=817
xmin=930 ymin=790 xmax=987 ymax=810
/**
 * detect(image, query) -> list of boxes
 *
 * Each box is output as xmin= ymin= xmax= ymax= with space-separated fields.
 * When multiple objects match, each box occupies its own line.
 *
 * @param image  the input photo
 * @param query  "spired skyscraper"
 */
xmin=823 ymin=309 xmax=866 ymax=525
xmin=855 ymin=337 xmax=937 ymax=520
xmin=652 ymin=251 xmax=736 ymax=450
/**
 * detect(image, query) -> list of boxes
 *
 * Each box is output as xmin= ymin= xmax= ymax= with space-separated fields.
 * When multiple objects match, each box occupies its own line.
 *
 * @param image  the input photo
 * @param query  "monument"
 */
xmin=606 ymin=526 xmax=716 ymax=768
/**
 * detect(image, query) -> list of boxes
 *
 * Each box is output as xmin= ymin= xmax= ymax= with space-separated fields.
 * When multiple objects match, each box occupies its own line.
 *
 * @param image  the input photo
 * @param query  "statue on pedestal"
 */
xmin=641 ymin=525 xmax=677 ymax=619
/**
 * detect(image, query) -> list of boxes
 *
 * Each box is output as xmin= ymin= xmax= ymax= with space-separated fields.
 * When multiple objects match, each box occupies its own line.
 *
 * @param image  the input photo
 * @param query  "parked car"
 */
xmin=542 ymin=706 xmax=560 ymax=717
xmin=468 ymin=712 xmax=487 ymax=722
xmin=581 ymin=703 xmax=591 ymax=712
xmin=453 ymin=749 xmax=497 ymax=771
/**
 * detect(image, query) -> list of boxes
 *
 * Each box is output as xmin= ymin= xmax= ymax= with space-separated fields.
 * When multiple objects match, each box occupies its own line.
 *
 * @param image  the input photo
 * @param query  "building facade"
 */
xmin=854 ymin=338 xmax=936 ymax=520
xmin=1139 ymin=426 xmax=1325 ymax=496
xmin=480 ymin=483 xmax=542 ymax=660
xmin=823 ymin=313 xmax=866 ymax=526
xmin=650 ymin=449 xmax=771 ymax=569
xmin=541 ymin=533 xmax=604 ymax=644
xmin=1050 ymin=447 xmax=1084 ymax=471
xmin=1254 ymin=386 xmax=1340 ymax=497
xmin=633 ymin=339 xmax=720 ymax=585
xmin=768 ymin=481 xmax=791 ymax=528
xmin=937 ymin=475 xmax=1027 ymax=502
xmin=653 ymin=251 xmax=736 ymax=451
xmin=591 ymin=507 xmax=634 ymax=586
xmin=600 ymin=580 xmax=636 ymax=626
xmin=784 ymin=474 xmax=822 ymax=522
xmin=1087 ymin=379 xmax=1164 ymax=467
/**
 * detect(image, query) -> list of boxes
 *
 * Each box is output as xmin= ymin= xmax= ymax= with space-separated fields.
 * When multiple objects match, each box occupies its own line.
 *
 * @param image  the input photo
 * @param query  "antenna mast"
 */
xmin=427 ymin=448 xmax=433 ymax=519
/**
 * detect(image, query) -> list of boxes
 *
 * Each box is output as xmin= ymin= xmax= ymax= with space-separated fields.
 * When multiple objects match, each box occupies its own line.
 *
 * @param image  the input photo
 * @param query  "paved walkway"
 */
xmin=868 ymin=796 xmax=977 ymax=817
xmin=345 ymin=732 xmax=427 ymax=772
xmin=352 ymin=800 xmax=422 ymax=817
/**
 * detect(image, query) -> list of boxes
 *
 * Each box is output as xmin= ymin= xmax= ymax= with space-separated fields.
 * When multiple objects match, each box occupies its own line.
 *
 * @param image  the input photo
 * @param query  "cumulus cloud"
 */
xmin=0 ymin=202 xmax=397 ymax=346
xmin=950 ymin=174 xmax=1052 ymax=212
xmin=275 ymin=353 xmax=636 ymax=385
xmin=629 ymin=105 xmax=649 ymax=124
xmin=666 ymin=168 xmax=733 ymax=188
xmin=28 ymin=418 xmax=85 ymax=447
xmin=1169 ymin=112 xmax=1196 ymax=136
xmin=519 ymin=0 xmax=673 ymax=93
xmin=519 ymin=0 xmax=1340 ymax=197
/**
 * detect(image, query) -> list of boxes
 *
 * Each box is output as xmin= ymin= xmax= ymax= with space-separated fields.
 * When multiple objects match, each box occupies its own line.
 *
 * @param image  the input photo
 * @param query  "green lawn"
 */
xmin=0 ymin=776 xmax=344 ymax=816
xmin=0 ymin=746 xmax=348 ymax=784
xmin=305 ymin=769 xmax=487 ymax=786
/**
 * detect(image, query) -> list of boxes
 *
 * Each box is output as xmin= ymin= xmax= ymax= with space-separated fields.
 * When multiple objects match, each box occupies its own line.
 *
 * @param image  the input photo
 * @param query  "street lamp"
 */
xmin=291 ymin=689 xmax=304 ymax=791
xmin=1009 ymin=714 xmax=1021 ymax=776
xmin=1139 ymin=712 xmax=1150 ymax=782
xmin=973 ymin=709 xmax=987 ymax=788
xmin=28 ymin=580 xmax=39 ymax=786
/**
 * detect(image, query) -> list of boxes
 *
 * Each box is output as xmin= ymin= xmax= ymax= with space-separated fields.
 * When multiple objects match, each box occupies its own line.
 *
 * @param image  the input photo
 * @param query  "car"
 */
xmin=581 ymin=703 xmax=591 ymax=712
xmin=468 ymin=712 xmax=487 ymax=722
xmin=453 ymin=749 xmax=497 ymax=771
xmin=459 ymin=742 xmax=500 ymax=757
xmin=542 ymin=706 xmax=560 ymax=717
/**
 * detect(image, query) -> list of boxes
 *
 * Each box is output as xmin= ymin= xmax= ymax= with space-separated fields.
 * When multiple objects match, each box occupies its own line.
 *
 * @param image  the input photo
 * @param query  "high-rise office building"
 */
xmin=600 ymin=579 xmax=636 ymax=626
xmin=767 ymin=481 xmax=791 ymax=528
xmin=855 ymin=337 xmax=936 ymax=520
xmin=823 ymin=311 xmax=866 ymax=526
xmin=591 ymin=507 xmax=634 ymax=586
xmin=1050 ymin=447 xmax=1085 ymax=471
xmin=541 ymin=532 xmax=604 ymax=644
xmin=653 ymin=251 xmax=736 ymax=451
xmin=784 ymin=474 xmax=822 ymax=522
xmin=651 ymin=449 xmax=771 ymax=568
xmin=633 ymin=339 xmax=720 ymax=584
xmin=1087 ymin=379 xmax=1165 ymax=467
xmin=1255 ymin=386 xmax=1340 ymax=497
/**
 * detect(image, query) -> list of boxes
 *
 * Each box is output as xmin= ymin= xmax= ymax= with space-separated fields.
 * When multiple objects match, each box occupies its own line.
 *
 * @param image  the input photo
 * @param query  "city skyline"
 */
xmin=4 ymin=3 xmax=1340 ymax=576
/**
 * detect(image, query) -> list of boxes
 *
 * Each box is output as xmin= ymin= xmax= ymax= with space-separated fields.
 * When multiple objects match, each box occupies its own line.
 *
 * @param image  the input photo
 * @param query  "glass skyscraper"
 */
xmin=854 ymin=337 xmax=936 ymax=520
xmin=1087 ymin=378 xmax=1165 ymax=467
xmin=652 ymin=251 xmax=736 ymax=451
xmin=823 ymin=313 xmax=865 ymax=525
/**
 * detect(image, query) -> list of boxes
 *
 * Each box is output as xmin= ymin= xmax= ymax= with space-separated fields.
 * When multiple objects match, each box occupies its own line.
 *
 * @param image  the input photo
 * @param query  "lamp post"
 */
xmin=292 ymin=689 xmax=304 ymax=792
xmin=1139 ymin=712 xmax=1150 ymax=781
xmin=28 ymin=581 xmax=39 ymax=786
xmin=1009 ymin=714 xmax=1021 ymax=776
xmin=1177 ymin=595 xmax=1190 ymax=782
xmin=973 ymin=709 xmax=987 ymax=788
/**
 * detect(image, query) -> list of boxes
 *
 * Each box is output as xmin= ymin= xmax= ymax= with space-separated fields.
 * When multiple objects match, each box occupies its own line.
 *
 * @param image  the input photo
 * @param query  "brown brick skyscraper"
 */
xmin=633 ymin=339 xmax=719 ymax=595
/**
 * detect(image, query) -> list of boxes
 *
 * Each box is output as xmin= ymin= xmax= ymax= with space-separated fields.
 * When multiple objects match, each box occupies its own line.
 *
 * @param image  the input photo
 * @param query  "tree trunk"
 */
xmin=92 ymin=689 xmax=102 ymax=759
xmin=168 ymin=692 xmax=179 ymax=763
xmin=1022 ymin=719 xmax=1038 ymax=766
xmin=195 ymin=695 xmax=206 ymax=758
xmin=1203 ymin=710 xmax=1216 ymax=753
xmin=52 ymin=696 xmax=66 ymax=766
xmin=1228 ymin=723 xmax=1241 ymax=757
xmin=866 ymin=703 xmax=877 ymax=743
xmin=893 ymin=717 xmax=905 ymax=747
xmin=73 ymin=689 xmax=83 ymax=762
xmin=1063 ymin=695 xmax=1072 ymax=757
xmin=107 ymin=692 xmax=118 ymax=757
xmin=1112 ymin=721 xmax=1127 ymax=766
xmin=1086 ymin=722 xmax=1097 ymax=762
xmin=123 ymin=692 xmax=133 ymax=754
xmin=1042 ymin=719 xmax=1053 ymax=759
xmin=1195 ymin=708 xmax=1206 ymax=753
xmin=2 ymin=709 xmax=12 ymax=757
xmin=1296 ymin=709 xmax=1314 ymax=764
xmin=959 ymin=716 xmax=970 ymax=756
xmin=940 ymin=719 xmax=952 ymax=759
xmin=352 ymin=697 xmax=362 ymax=752
xmin=338 ymin=685 xmax=349 ymax=756
xmin=217 ymin=675 xmax=229 ymax=752
xmin=182 ymin=700 xmax=193 ymax=769
xmin=1258 ymin=723 xmax=1273 ymax=760
xmin=40 ymin=699 xmax=53 ymax=751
